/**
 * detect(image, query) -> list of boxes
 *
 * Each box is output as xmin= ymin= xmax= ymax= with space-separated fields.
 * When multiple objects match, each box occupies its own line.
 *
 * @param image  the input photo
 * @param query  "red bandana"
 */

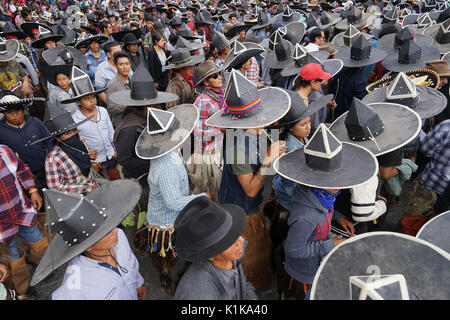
xmin=176 ymin=72 xmax=194 ymax=87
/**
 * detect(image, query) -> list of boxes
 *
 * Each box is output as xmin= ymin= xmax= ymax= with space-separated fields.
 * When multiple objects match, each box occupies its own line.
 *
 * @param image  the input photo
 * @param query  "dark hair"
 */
xmin=103 ymin=40 xmax=120 ymax=54
xmin=378 ymin=24 xmax=400 ymax=39
xmin=99 ymin=20 xmax=111 ymax=32
xmin=144 ymin=13 xmax=153 ymax=22
xmin=292 ymin=76 xmax=312 ymax=90
xmin=113 ymin=51 xmax=131 ymax=65
xmin=309 ymin=28 xmax=324 ymax=43
xmin=228 ymin=12 xmax=237 ymax=19
xmin=151 ymin=31 xmax=163 ymax=44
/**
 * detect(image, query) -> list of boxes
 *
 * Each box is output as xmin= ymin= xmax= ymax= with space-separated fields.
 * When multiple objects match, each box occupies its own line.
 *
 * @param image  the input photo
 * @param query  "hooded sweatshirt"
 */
xmin=283 ymin=185 xmax=344 ymax=284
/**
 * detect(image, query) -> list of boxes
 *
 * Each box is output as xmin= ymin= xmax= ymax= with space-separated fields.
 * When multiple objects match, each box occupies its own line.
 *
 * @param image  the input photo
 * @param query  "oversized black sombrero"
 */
xmin=0 ymin=21 xmax=26 ymax=39
xmin=0 ymin=91 xmax=45 ymax=111
xmin=377 ymin=26 xmax=434 ymax=51
xmin=205 ymin=69 xmax=291 ymax=129
xmin=332 ymin=24 xmax=374 ymax=48
xmin=416 ymin=211 xmax=450 ymax=254
xmin=74 ymin=33 xmax=108 ymax=49
xmin=175 ymin=35 xmax=204 ymax=52
xmin=275 ymin=6 xmax=303 ymax=26
xmin=335 ymin=33 xmax=388 ymax=67
xmin=0 ymin=37 xmax=19 ymax=62
xmin=30 ymin=179 xmax=142 ymax=286
xmin=51 ymin=24 xmax=77 ymax=45
xmin=264 ymin=36 xmax=294 ymax=69
xmin=108 ymin=63 xmax=179 ymax=107
xmin=310 ymin=232 xmax=450 ymax=300
xmin=362 ymin=71 xmax=447 ymax=119
xmin=329 ymin=98 xmax=421 ymax=156
xmin=224 ymin=21 xmax=253 ymax=38
xmin=111 ymin=28 xmax=142 ymax=42
xmin=365 ymin=68 xmax=440 ymax=92
xmin=274 ymin=123 xmax=378 ymax=189
xmin=23 ymin=23 xmax=64 ymax=49
xmin=423 ymin=17 xmax=450 ymax=53
xmin=335 ymin=6 xmax=372 ymax=30
xmin=135 ymin=104 xmax=198 ymax=160
xmin=277 ymin=21 xmax=306 ymax=47
xmin=40 ymin=46 xmax=87 ymax=71
xmin=222 ymin=40 xmax=264 ymax=70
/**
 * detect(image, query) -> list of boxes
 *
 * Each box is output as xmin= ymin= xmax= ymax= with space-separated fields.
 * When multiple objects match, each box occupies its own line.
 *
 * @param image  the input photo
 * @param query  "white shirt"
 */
xmin=52 ymin=228 xmax=144 ymax=300
xmin=304 ymin=43 xmax=320 ymax=53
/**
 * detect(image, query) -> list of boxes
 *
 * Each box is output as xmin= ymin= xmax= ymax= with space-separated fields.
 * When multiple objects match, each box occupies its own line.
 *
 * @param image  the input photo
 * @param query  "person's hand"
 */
xmin=377 ymin=195 xmax=387 ymax=203
xmin=113 ymin=149 xmax=117 ymax=159
xmin=332 ymin=235 xmax=346 ymax=246
xmin=0 ymin=264 xmax=9 ymax=283
xmin=30 ymin=191 xmax=43 ymax=211
xmin=91 ymin=162 xmax=101 ymax=173
xmin=33 ymin=85 xmax=41 ymax=95
xmin=339 ymin=217 xmax=355 ymax=237
xmin=88 ymin=149 xmax=97 ymax=160
xmin=327 ymin=100 xmax=337 ymax=110
xmin=20 ymin=82 xmax=32 ymax=96
xmin=265 ymin=140 xmax=287 ymax=165
xmin=137 ymin=285 xmax=146 ymax=300
xmin=205 ymin=192 xmax=212 ymax=199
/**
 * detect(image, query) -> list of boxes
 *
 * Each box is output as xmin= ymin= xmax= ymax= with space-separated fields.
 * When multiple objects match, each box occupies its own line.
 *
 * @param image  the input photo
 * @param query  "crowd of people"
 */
xmin=0 ymin=0 xmax=449 ymax=301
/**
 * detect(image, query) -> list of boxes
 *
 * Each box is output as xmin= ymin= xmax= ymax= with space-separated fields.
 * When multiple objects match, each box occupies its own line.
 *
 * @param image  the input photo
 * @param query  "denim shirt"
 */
xmin=85 ymin=49 xmax=107 ymax=84
xmin=272 ymin=133 xmax=307 ymax=211
xmin=218 ymin=134 xmax=263 ymax=215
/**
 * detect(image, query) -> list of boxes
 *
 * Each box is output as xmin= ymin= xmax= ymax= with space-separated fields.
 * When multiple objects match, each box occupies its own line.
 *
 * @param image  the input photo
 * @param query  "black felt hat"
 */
xmin=205 ymin=69 xmax=291 ymax=129
xmin=310 ymin=232 xmax=450 ymax=300
xmin=108 ymin=63 xmax=179 ymax=107
xmin=59 ymin=66 xmax=107 ymax=104
xmin=222 ymin=40 xmax=264 ymax=70
xmin=122 ymin=32 xmax=142 ymax=46
xmin=276 ymin=6 xmax=303 ymax=26
xmin=377 ymin=26 xmax=434 ymax=51
xmin=111 ymin=28 xmax=142 ymax=42
xmin=362 ymin=71 xmax=447 ymax=119
xmin=332 ymin=24 xmax=374 ymax=48
xmin=174 ymin=196 xmax=246 ymax=262
xmin=335 ymin=33 xmax=388 ymax=67
xmin=51 ymin=24 xmax=77 ymax=45
xmin=251 ymin=10 xmax=274 ymax=30
xmin=165 ymin=47 xmax=205 ymax=70
xmin=335 ymin=5 xmax=371 ymax=30
xmin=40 ymin=46 xmax=87 ymax=71
xmin=417 ymin=210 xmax=450 ymax=254
xmin=29 ymin=24 xmax=64 ymax=49
xmin=30 ymin=180 xmax=142 ymax=286
xmin=423 ymin=17 xmax=450 ymax=54
xmin=74 ymin=33 xmax=108 ymax=49
xmin=0 ymin=21 xmax=26 ymax=39
xmin=264 ymin=34 xmax=294 ymax=69
xmin=169 ymin=15 xmax=183 ymax=27
xmin=381 ymin=39 xmax=441 ymax=72
xmin=277 ymin=21 xmax=306 ymax=47
xmin=175 ymin=35 xmax=204 ymax=52
xmin=224 ymin=21 xmax=253 ymax=38
xmin=212 ymin=29 xmax=236 ymax=51
xmin=177 ymin=22 xmax=203 ymax=40
xmin=274 ymin=123 xmax=378 ymax=189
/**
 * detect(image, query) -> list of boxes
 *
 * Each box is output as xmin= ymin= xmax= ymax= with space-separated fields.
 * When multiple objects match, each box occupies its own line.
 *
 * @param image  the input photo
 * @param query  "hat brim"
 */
xmin=194 ymin=66 xmax=224 ymax=86
xmin=310 ymin=232 xmax=450 ymax=300
xmin=276 ymin=12 xmax=303 ymax=26
xmin=329 ymin=102 xmax=421 ymax=156
xmin=223 ymin=44 xmax=265 ymax=70
xmin=334 ymin=14 xmax=371 ymax=30
xmin=402 ymin=14 xmax=419 ymax=26
xmin=224 ymin=23 xmax=253 ymax=38
xmin=273 ymin=142 xmax=378 ymax=189
xmin=377 ymin=33 xmax=434 ymax=51
xmin=0 ymin=31 xmax=27 ymax=40
xmin=335 ymin=46 xmax=388 ymax=67
xmin=0 ymin=97 xmax=46 ymax=111
xmin=135 ymin=104 xmax=198 ymax=160
xmin=416 ymin=210 xmax=450 ymax=253
xmin=175 ymin=203 xmax=247 ymax=262
xmin=60 ymin=88 xmax=107 ymax=104
xmin=40 ymin=46 xmax=87 ymax=70
xmin=264 ymin=40 xmax=294 ymax=69
xmin=381 ymin=46 xmax=441 ymax=72
xmin=31 ymin=35 xmax=65 ymax=48
xmin=281 ymin=59 xmax=343 ymax=77
xmin=111 ymin=29 xmax=142 ymax=42
xmin=30 ymin=179 xmax=142 ymax=286
xmin=74 ymin=34 xmax=109 ymax=48
xmin=0 ymin=38 xmax=19 ymax=62
xmin=423 ymin=24 xmax=450 ymax=54
xmin=165 ymin=54 xmax=205 ymax=70
xmin=108 ymin=90 xmax=179 ymax=107
xmin=331 ymin=32 xmax=374 ymax=48
xmin=362 ymin=85 xmax=447 ymax=119
xmin=205 ymin=87 xmax=291 ymax=129
xmin=283 ymin=21 xmax=307 ymax=45
xmin=365 ymin=68 xmax=441 ymax=92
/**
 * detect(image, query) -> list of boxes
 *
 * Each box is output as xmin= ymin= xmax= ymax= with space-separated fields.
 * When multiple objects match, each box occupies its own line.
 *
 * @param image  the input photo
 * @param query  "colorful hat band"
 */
xmin=222 ymin=96 xmax=261 ymax=118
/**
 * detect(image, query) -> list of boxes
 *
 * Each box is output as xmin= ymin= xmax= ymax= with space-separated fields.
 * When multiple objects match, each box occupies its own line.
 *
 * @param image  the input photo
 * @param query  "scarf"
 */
xmin=204 ymin=87 xmax=227 ymax=110
xmin=311 ymin=188 xmax=341 ymax=212
xmin=58 ymin=133 xmax=92 ymax=178
xmin=176 ymin=71 xmax=194 ymax=87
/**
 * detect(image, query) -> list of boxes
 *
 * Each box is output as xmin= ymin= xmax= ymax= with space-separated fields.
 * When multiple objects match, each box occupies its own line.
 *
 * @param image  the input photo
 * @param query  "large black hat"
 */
xmin=26 ymin=24 xmax=64 ymax=49
xmin=108 ymin=63 xmax=179 ymax=107
xmin=175 ymin=35 xmax=204 ymax=52
xmin=169 ymin=15 xmax=183 ymax=28
xmin=335 ymin=33 xmax=388 ymax=67
xmin=251 ymin=10 xmax=274 ymax=30
xmin=329 ymin=96 xmax=421 ymax=156
xmin=177 ymin=22 xmax=203 ymax=40
xmin=40 ymin=46 xmax=87 ymax=71
xmin=30 ymin=180 xmax=142 ymax=286
xmin=111 ymin=28 xmax=142 ymax=42
xmin=135 ymin=104 xmax=198 ymax=159
xmin=71 ymin=33 xmax=108 ymax=49
xmin=362 ymin=71 xmax=447 ymax=119
xmin=417 ymin=211 xmax=450 ymax=254
xmin=122 ymin=32 xmax=142 ymax=46
xmin=0 ymin=90 xmax=45 ymax=111
xmin=276 ymin=6 xmax=303 ymax=26
xmin=224 ymin=21 xmax=253 ymax=38
xmin=423 ymin=17 xmax=450 ymax=53
xmin=310 ymin=232 xmax=450 ymax=300
xmin=264 ymin=32 xmax=294 ymax=69
xmin=194 ymin=10 xmax=214 ymax=25
xmin=51 ymin=24 xmax=77 ymax=45
xmin=274 ymin=123 xmax=378 ymax=189
xmin=211 ymin=29 xmax=236 ymax=51
xmin=281 ymin=43 xmax=343 ymax=77
xmin=222 ymin=40 xmax=264 ymax=70
xmin=174 ymin=196 xmax=246 ymax=262
xmin=381 ymin=39 xmax=441 ymax=72
xmin=0 ymin=37 xmax=19 ymax=62
xmin=277 ymin=22 xmax=306 ymax=47
xmin=377 ymin=26 xmax=434 ymax=51
xmin=332 ymin=24 xmax=374 ymax=48
xmin=165 ymin=47 xmax=205 ymax=70
xmin=0 ymin=21 xmax=26 ymax=39
xmin=60 ymin=66 xmax=107 ymax=104
xmin=205 ymin=69 xmax=291 ymax=129
xmin=335 ymin=5 xmax=372 ymax=30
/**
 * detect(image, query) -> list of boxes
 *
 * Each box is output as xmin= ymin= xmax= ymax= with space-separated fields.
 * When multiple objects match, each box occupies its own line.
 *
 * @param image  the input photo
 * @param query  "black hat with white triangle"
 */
xmin=59 ymin=66 xmax=107 ymax=104
xmin=335 ymin=33 xmax=388 ymax=67
xmin=424 ymin=17 xmax=450 ymax=53
xmin=377 ymin=26 xmax=434 ymax=51
xmin=344 ymin=98 xmax=385 ymax=142
xmin=264 ymin=35 xmax=293 ymax=69
xmin=108 ymin=63 xmax=179 ymax=107
xmin=222 ymin=40 xmax=264 ymax=70
xmin=274 ymin=123 xmax=378 ymax=188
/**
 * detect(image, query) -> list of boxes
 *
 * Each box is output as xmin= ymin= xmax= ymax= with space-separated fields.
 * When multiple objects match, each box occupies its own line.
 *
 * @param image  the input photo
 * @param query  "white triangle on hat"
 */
xmin=292 ymin=43 xmax=308 ymax=60
xmin=386 ymin=72 xmax=417 ymax=100
xmin=304 ymin=123 xmax=342 ymax=159
xmin=349 ymin=274 xmax=410 ymax=300
xmin=146 ymin=108 xmax=175 ymax=134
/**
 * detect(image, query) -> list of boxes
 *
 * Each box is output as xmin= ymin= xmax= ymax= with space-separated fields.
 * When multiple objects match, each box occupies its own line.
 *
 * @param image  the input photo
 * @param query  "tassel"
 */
xmin=145 ymin=228 xmax=150 ymax=251
xmin=152 ymin=230 xmax=159 ymax=253
xmin=160 ymin=231 xmax=166 ymax=258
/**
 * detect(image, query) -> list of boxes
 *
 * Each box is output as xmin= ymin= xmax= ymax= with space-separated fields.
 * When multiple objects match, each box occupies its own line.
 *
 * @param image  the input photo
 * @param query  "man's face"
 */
xmin=204 ymin=72 xmax=222 ymax=89
xmin=239 ymin=30 xmax=246 ymax=40
xmin=4 ymin=108 xmax=25 ymax=126
xmin=116 ymin=57 xmax=131 ymax=77
xmin=108 ymin=16 xmax=115 ymax=23
xmin=210 ymin=236 xmax=245 ymax=263
xmin=44 ymin=40 xmax=56 ymax=49
xmin=77 ymin=94 xmax=97 ymax=110
xmin=108 ymin=45 xmax=121 ymax=60
xmin=58 ymin=128 xmax=78 ymax=141
xmin=89 ymin=41 xmax=100 ymax=52
xmin=180 ymin=65 xmax=195 ymax=76
xmin=146 ymin=20 xmax=153 ymax=29
xmin=317 ymin=31 xmax=325 ymax=45
xmin=230 ymin=16 xmax=237 ymax=24
xmin=127 ymin=44 xmax=139 ymax=54
xmin=87 ymin=228 xmax=119 ymax=253
xmin=56 ymin=73 xmax=70 ymax=91
xmin=105 ymin=23 xmax=113 ymax=35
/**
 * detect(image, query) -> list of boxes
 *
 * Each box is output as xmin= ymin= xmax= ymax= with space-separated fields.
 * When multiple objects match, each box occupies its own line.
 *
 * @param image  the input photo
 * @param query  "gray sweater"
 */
xmin=174 ymin=260 xmax=257 ymax=300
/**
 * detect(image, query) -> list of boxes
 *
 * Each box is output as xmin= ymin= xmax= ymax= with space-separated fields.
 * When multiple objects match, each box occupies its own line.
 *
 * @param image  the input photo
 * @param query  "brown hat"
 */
xmin=194 ymin=60 xmax=223 ymax=87
xmin=426 ymin=60 xmax=450 ymax=77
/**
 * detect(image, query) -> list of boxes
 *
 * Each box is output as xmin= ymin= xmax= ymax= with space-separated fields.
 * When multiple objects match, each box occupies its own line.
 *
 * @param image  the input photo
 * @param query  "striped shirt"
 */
xmin=245 ymin=57 xmax=259 ymax=85
xmin=0 ymin=145 xmax=37 ymax=242
xmin=45 ymin=145 xmax=96 ymax=194
xmin=193 ymin=92 xmax=224 ymax=153
xmin=146 ymin=151 xmax=205 ymax=227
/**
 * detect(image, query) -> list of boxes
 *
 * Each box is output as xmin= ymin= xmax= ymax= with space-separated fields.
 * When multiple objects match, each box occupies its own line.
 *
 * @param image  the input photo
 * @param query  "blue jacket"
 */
xmin=283 ymin=185 xmax=344 ymax=284
xmin=0 ymin=116 xmax=53 ymax=174
xmin=85 ymin=49 xmax=107 ymax=84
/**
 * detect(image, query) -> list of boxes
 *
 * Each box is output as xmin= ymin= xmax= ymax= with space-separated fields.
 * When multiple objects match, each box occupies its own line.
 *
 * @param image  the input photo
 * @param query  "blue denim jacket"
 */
xmin=218 ymin=134 xmax=263 ymax=215
xmin=85 ymin=50 xmax=107 ymax=84
xmin=272 ymin=133 xmax=307 ymax=211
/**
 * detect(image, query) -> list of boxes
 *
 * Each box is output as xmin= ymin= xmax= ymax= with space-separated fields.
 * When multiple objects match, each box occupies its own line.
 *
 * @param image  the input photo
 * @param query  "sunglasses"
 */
xmin=209 ymin=73 xmax=220 ymax=80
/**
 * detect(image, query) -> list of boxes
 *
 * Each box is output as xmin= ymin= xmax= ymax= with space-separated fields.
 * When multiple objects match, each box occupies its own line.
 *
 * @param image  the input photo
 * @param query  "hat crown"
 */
xmin=171 ymin=47 xmax=193 ymax=64
xmin=195 ymin=60 xmax=219 ymax=82
xmin=269 ymin=29 xmax=285 ymax=51
xmin=224 ymin=69 xmax=261 ymax=118
xmin=130 ymin=63 xmax=158 ymax=101
xmin=384 ymin=8 xmax=398 ymax=21
xmin=283 ymin=6 xmax=294 ymax=19
xmin=398 ymin=39 xmax=421 ymax=64
xmin=304 ymin=123 xmax=343 ymax=172
xmin=436 ymin=18 xmax=450 ymax=44
xmin=175 ymin=36 xmax=192 ymax=49
xmin=395 ymin=27 xmax=414 ymax=47
xmin=350 ymin=34 xmax=371 ymax=60
xmin=274 ymin=39 xmax=290 ymax=62
xmin=320 ymin=12 xmax=332 ymax=25
xmin=69 ymin=66 xmax=95 ymax=98
xmin=37 ymin=25 xmax=53 ymax=39
xmin=146 ymin=108 xmax=175 ymax=134
xmin=56 ymin=48 xmax=74 ymax=65
xmin=344 ymin=98 xmax=384 ymax=141
xmin=417 ymin=13 xmax=432 ymax=27
xmin=347 ymin=6 xmax=362 ymax=24
xmin=44 ymin=189 xmax=107 ymax=247
xmin=292 ymin=43 xmax=308 ymax=60
xmin=211 ymin=30 xmax=228 ymax=50
xmin=350 ymin=274 xmax=410 ymax=300
xmin=385 ymin=72 xmax=418 ymax=106
xmin=343 ymin=24 xmax=360 ymax=47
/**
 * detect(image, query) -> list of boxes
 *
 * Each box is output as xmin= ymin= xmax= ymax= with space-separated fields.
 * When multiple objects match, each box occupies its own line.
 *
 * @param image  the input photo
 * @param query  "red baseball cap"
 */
xmin=299 ymin=63 xmax=331 ymax=81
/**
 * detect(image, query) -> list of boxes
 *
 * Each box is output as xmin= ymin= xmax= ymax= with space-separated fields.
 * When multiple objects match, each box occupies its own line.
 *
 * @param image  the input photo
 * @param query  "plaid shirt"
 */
xmin=45 ymin=145 xmax=96 ymax=194
xmin=0 ymin=145 xmax=37 ymax=242
xmin=193 ymin=92 xmax=224 ymax=153
xmin=245 ymin=57 xmax=259 ymax=85
xmin=420 ymin=120 xmax=450 ymax=195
